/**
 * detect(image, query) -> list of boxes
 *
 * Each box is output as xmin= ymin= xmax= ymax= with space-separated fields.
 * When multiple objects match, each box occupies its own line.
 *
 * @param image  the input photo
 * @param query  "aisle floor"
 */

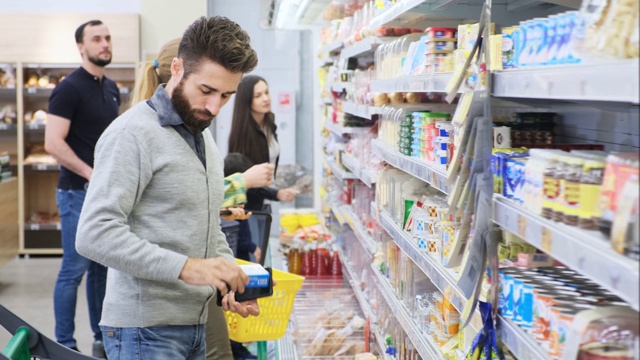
xmin=0 ymin=256 xmax=95 ymax=355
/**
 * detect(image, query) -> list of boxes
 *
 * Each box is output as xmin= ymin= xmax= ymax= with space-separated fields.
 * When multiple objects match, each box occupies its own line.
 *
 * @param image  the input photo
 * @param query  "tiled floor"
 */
xmin=0 ymin=256 xmax=96 ymax=355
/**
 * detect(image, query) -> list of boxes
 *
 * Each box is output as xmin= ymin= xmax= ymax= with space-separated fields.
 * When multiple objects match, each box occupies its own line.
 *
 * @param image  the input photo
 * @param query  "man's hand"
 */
xmin=179 ymin=257 xmax=248 ymax=296
xmin=242 ymin=163 xmax=274 ymax=189
xmin=221 ymin=292 xmax=260 ymax=318
xmin=221 ymin=206 xmax=251 ymax=221
xmin=253 ymin=247 xmax=262 ymax=263
xmin=276 ymin=188 xmax=299 ymax=202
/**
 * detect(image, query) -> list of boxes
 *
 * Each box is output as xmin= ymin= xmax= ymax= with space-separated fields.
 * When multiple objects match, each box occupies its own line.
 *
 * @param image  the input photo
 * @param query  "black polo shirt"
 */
xmin=48 ymin=67 xmax=120 ymax=190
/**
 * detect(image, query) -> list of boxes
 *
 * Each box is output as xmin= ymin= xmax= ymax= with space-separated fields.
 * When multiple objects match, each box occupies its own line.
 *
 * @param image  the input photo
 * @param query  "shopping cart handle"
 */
xmin=0 ymin=304 xmax=97 ymax=359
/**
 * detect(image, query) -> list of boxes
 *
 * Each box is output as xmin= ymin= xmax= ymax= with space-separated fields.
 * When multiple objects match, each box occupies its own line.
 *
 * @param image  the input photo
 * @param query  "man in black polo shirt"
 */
xmin=44 ymin=19 xmax=119 ymax=358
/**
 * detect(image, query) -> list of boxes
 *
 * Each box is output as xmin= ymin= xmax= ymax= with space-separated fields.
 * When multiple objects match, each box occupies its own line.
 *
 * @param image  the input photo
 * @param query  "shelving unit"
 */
xmin=370 ymin=262 xmax=445 ymax=360
xmin=15 ymin=63 xmax=136 ymax=255
xmin=342 ymin=153 xmax=377 ymax=188
xmin=371 ymin=139 xmax=451 ymax=194
xmin=370 ymin=73 xmax=453 ymax=93
xmin=342 ymin=101 xmax=381 ymax=120
xmin=325 ymin=120 xmax=372 ymax=136
xmin=326 ymin=158 xmax=357 ymax=182
xmin=339 ymin=36 xmax=387 ymax=61
xmin=493 ymin=194 xmax=640 ymax=310
xmin=342 ymin=205 xmax=377 ymax=256
xmin=492 ymin=60 xmax=640 ymax=104
xmin=315 ymin=0 xmax=640 ymax=358
xmin=376 ymin=204 xmax=484 ymax=331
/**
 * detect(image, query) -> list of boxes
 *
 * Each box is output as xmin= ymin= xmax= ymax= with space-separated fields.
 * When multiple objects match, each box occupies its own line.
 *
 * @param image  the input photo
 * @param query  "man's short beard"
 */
xmin=171 ymin=79 xmax=214 ymax=133
xmin=88 ymin=55 xmax=112 ymax=67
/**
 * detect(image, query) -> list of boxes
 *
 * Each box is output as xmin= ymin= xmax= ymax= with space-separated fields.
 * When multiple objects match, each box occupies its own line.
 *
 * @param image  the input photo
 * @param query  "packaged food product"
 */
xmin=424 ymin=27 xmax=457 ymax=40
xmin=425 ymin=39 xmax=457 ymax=52
xmin=502 ymin=26 xmax=520 ymax=68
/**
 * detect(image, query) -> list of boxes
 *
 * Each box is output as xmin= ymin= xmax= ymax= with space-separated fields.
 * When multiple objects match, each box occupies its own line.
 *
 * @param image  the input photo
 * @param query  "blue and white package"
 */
xmin=241 ymin=264 xmax=270 ymax=288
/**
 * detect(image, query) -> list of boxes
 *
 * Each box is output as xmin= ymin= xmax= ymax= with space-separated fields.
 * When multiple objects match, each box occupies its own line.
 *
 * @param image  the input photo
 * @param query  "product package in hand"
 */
xmin=216 ymin=265 xmax=273 ymax=306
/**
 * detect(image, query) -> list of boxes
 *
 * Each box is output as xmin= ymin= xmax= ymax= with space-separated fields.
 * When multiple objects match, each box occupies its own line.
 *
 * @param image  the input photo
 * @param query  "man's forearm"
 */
xmin=47 ymin=140 xmax=93 ymax=181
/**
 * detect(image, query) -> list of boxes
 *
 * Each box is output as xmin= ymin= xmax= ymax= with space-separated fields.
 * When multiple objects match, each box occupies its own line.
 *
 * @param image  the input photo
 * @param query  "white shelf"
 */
xmin=342 ymin=205 xmax=377 ymax=256
xmin=24 ymin=164 xmax=60 ymax=172
xmin=340 ymin=37 xmax=387 ymax=61
xmin=370 ymin=263 xmax=445 ymax=360
xmin=492 ymin=195 xmax=640 ymax=310
xmin=342 ymin=153 xmax=378 ymax=188
xmin=370 ymin=73 xmax=454 ymax=93
xmin=498 ymin=316 xmax=549 ymax=360
xmin=331 ymin=82 xmax=349 ymax=92
xmin=370 ymin=0 xmax=428 ymax=28
xmin=371 ymin=139 xmax=451 ymax=195
xmin=322 ymin=39 xmax=343 ymax=54
xmin=492 ymin=60 xmax=640 ymax=104
xmin=25 ymin=222 xmax=60 ymax=231
xmin=340 ymin=253 xmax=389 ymax=357
xmin=330 ymin=201 xmax=347 ymax=225
xmin=342 ymin=101 xmax=381 ymax=119
xmin=378 ymin=206 xmax=483 ymax=327
xmin=326 ymin=158 xmax=357 ymax=182
xmin=325 ymin=121 xmax=372 ymax=136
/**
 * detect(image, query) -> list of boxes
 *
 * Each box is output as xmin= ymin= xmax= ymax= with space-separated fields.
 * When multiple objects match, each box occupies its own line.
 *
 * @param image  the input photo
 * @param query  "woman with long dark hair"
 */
xmin=228 ymin=75 xmax=298 ymax=249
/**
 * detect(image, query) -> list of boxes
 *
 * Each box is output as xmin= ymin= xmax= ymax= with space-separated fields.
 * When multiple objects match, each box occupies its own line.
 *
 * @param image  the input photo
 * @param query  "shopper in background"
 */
xmin=44 ymin=19 xmax=117 ymax=358
xmin=228 ymin=75 xmax=299 ymax=249
xmin=76 ymin=16 xmax=260 ymax=360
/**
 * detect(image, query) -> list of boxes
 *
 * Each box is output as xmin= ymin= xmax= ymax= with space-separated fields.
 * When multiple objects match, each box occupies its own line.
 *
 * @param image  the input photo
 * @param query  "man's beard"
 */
xmin=88 ymin=54 xmax=112 ymax=67
xmin=171 ymin=79 xmax=214 ymax=133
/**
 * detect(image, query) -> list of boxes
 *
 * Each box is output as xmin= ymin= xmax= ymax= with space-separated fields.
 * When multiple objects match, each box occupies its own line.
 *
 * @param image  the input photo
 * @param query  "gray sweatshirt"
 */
xmin=76 ymin=97 xmax=234 ymax=328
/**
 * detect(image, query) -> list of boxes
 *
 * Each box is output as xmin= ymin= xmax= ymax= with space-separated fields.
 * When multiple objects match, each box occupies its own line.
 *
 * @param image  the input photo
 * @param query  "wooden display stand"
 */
xmin=0 ymin=13 xmax=140 ymax=256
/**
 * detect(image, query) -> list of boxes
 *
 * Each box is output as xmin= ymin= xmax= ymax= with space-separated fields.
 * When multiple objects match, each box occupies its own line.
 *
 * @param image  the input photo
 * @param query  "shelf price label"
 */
xmin=27 ymin=87 xmax=37 ymax=94
xmin=517 ymin=214 xmax=527 ymax=239
xmin=30 ymin=224 xmax=40 ymax=231
xmin=36 ymin=164 xmax=47 ymax=171
xmin=541 ymin=227 xmax=552 ymax=253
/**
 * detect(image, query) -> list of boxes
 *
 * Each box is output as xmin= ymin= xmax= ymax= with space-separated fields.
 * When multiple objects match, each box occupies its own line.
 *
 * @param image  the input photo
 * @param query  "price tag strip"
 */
xmin=492 ymin=194 xmax=639 ymax=310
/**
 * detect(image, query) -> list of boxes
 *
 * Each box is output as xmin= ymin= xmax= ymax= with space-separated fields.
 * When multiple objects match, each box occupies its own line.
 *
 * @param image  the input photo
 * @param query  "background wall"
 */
xmin=0 ymin=0 xmax=207 ymax=61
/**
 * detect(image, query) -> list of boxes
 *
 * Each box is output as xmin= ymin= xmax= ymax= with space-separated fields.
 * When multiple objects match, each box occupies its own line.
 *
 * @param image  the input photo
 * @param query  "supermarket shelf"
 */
xmin=24 ymin=164 xmax=60 ymax=172
xmin=340 ymin=251 xmax=376 ymax=322
xmin=342 ymin=101 xmax=381 ymax=119
xmin=20 ymin=248 xmax=63 ymax=255
xmin=372 ymin=139 xmax=451 ymax=195
xmin=377 ymin=206 xmax=482 ymax=327
xmin=325 ymin=121 xmax=371 ymax=136
xmin=0 ymin=123 xmax=15 ymax=131
xmin=326 ymin=158 xmax=357 ymax=182
xmin=370 ymin=73 xmax=454 ymax=93
xmin=498 ymin=316 xmax=548 ymax=360
xmin=0 ymin=88 xmax=16 ymax=98
xmin=23 ymin=87 xmax=53 ymax=98
xmin=342 ymin=205 xmax=377 ymax=256
xmin=331 ymin=82 xmax=349 ymax=92
xmin=322 ymin=97 xmax=333 ymax=104
xmin=24 ymin=123 xmax=45 ymax=131
xmin=340 ymin=255 xmax=389 ymax=357
xmin=330 ymin=201 xmax=347 ymax=225
xmin=370 ymin=0 xmax=430 ymax=28
xmin=322 ymin=39 xmax=343 ymax=54
xmin=340 ymin=37 xmax=387 ymax=61
xmin=25 ymin=223 xmax=60 ymax=231
xmin=370 ymin=263 xmax=444 ymax=360
xmin=492 ymin=60 xmax=640 ymax=104
xmin=493 ymin=195 xmax=640 ymax=310
xmin=342 ymin=153 xmax=377 ymax=188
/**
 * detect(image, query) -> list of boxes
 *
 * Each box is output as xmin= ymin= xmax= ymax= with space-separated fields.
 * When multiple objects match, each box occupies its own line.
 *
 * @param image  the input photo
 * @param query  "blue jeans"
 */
xmin=101 ymin=325 xmax=206 ymax=360
xmin=54 ymin=189 xmax=107 ymax=348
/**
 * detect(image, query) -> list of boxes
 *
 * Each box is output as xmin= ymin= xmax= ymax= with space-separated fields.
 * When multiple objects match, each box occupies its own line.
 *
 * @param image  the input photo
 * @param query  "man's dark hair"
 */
xmin=75 ymin=20 xmax=104 ymax=44
xmin=178 ymin=16 xmax=258 ymax=77
xmin=224 ymin=153 xmax=254 ymax=177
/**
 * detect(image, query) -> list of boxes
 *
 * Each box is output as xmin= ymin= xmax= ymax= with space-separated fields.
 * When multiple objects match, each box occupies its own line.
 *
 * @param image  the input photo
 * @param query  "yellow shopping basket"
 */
xmin=225 ymin=259 xmax=305 ymax=342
